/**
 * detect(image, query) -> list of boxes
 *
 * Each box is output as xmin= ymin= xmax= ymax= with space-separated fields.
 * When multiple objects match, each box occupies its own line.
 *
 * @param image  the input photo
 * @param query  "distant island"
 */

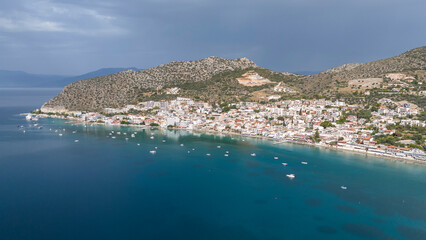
xmin=30 ymin=46 xmax=426 ymax=163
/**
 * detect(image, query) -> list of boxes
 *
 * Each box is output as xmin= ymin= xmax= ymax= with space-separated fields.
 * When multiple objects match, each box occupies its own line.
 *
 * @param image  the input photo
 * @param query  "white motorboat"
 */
xmin=274 ymin=157 xmax=279 ymax=160
xmin=180 ymin=144 xmax=184 ymax=146
xmin=150 ymin=136 xmax=154 ymax=139
xmin=341 ymin=186 xmax=347 ymax=190
xmin=149 ymin=150 xmax=156 ymax=154
xmin=251 ymin=153 xmax=256 ymax=157
xmin=224 ymin=154 xmax=229 ymax=157
xmin=282 ymin=163 xmax=288 ymax=166
xmin=286 ymin=174 xmax=295 ymax=179
xmin=206 ymin=153 xmax=211 ymax=156
xmin=301 ymin=162 xmax=308 ymax=165
xmin=74 ymin=140 xmax=79 ymax=143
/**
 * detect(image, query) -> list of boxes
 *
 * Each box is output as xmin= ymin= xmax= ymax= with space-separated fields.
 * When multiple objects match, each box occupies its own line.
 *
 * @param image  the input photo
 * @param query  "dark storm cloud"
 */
xmin=0 ymin=0 xmax=425 ymax=74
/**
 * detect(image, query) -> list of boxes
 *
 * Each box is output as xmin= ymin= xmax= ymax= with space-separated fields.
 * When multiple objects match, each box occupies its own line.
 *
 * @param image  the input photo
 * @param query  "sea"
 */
xmin=0 ymin=88 xmax=425 ymax=240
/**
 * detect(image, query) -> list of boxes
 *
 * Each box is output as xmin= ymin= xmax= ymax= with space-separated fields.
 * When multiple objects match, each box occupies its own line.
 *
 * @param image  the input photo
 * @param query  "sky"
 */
xmin=0 ymin=0 xmax=425 ymax=75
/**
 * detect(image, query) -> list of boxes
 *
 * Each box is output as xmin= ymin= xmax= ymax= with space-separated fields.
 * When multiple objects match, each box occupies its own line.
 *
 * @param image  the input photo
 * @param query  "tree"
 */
xmin=314 ymin=129 xmax=320 ymax=142
xmin=320 ymin=121 xmax=334 ymax=128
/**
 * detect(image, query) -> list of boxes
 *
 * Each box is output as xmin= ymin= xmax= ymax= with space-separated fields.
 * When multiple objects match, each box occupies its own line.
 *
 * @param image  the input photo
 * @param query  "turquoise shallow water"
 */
xmin=0 ymin=89 xmax=425 ymax=239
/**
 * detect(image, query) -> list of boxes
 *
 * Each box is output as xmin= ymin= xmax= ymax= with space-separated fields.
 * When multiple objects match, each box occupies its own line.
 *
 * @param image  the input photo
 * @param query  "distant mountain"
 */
xmin=0 ymin=67 xmax=141 ymax=88
xmin=61 ymin=67 xmax=141 ymax=85
xmin=0 ymin=70 xmax=66 ymax=88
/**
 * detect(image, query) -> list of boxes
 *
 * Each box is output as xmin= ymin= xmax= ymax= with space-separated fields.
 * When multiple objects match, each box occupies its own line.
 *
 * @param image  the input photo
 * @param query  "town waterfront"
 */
xmin=0 ymin=89 xmax=425 ymax=239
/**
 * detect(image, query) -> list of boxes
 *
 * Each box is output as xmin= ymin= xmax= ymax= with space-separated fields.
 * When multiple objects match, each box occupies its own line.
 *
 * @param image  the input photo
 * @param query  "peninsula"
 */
xmin=33 ymin=47 xmax=426 ymax=162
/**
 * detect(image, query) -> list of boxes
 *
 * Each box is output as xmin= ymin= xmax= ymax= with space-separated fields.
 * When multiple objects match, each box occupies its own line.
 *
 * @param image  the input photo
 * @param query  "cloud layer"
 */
xmin=0 ymin=0 xmax=425 ymax=75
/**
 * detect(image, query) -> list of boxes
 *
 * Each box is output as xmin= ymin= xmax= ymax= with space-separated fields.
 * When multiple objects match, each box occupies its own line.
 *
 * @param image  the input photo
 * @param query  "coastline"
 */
xmin=30 ymin=114 xmax=426 ymax=165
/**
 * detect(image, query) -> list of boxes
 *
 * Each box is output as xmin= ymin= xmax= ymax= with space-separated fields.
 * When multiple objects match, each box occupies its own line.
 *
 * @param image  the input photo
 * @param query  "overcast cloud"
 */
xmin=0 ymin=0 xmax=425 ymax=75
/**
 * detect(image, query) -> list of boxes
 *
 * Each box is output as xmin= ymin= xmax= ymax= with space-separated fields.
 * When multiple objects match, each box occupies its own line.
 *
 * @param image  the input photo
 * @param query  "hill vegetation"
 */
xmin=42 ymin=46 xmax=426 ymax=112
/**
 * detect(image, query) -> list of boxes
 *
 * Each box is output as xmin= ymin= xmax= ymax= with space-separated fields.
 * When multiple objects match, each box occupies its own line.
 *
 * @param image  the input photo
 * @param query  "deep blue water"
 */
xmin=0 ymin=88 xmax=425 ymax=240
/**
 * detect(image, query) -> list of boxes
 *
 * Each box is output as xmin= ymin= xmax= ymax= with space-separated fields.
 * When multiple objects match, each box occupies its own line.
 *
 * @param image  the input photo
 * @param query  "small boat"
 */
xmin=111 ymin=136 xmax=116 ymax=139
xmin=286 ymin=174 xmax=295 ymax=179
xmin=125 ymin=138 xmax=129 ymax=141
xmin=180 ymin=144 xmax=184 ymax=146
xmin=217 ymin=146 xmax=221 ymax=148
xmin=192 ymin=148 xmax=195 ymax=151
xmin=251 ymin=153 xmax=256 ymax=157
xmin=59 ymin=134 xmax=63 ymax=136
xmin=155 ymin=147 xmax=158 ymax=149
xmin=149 ymin=150 xmax=156 ymax=154
xmin=341 ymin=186 xmax=347 ymax=190
xmin=274 ymin=157 xmax=279 ymax=160
xmin=150 ymin=136 xmax=154 ymax=139
xmin=206 ymin=153 xmax=211 ymax=156
xmin=137 ymin=143 xmax=140 ymax=146
xmin=225 ymin=151 xmax=229 ymax=153
xmin=73 ymin=131 xmax=77 ymax=133
xmin=74 ymin=140 xmax=79 ymax=143
xmin=162 ymin=140 xmax=166 ymax=142
xmin=224 ymin=154 xmax=229 ymax=157
xmin=282 ymin=163 xmax=288 ymax=166
xmin=117 ymin=132 xmax=121 ymax=135
xmin=301 ymin=162 xmax=308 ymax=165
xmin=123 ymin=132 xmax=127 ymax=135
xmin=131 ymin=134 xmax=135 ymax=138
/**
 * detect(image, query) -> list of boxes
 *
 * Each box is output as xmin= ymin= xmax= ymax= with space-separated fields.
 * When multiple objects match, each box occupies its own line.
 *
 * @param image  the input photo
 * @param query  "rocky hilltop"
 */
xmin=293 ymin=46 xmax=426 ymax=94
xmin=322 ymin=63 xmax=363 ymax=74
xmin=42 ymin=57 xmax=257 ymax=112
